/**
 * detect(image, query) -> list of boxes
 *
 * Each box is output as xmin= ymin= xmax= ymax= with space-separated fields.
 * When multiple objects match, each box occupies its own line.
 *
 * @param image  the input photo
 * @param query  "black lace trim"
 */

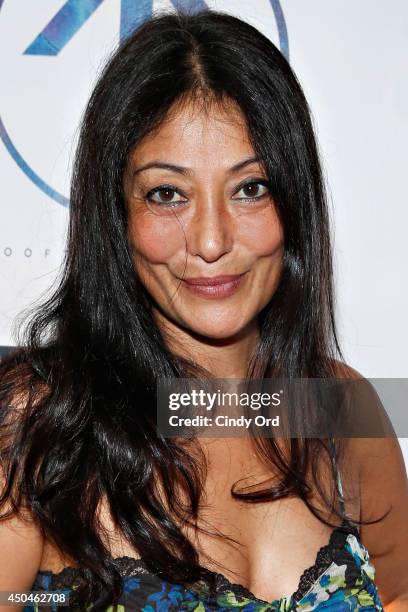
xmin=292 ymin=520 xmax=358 ymax=601
xmin=35 ymin=520 xmax=360 ymax=606
xmin=187 ymin=520 xmax=360 ymax=605
xmin=36 ymin=558 xmax=158 ymax=592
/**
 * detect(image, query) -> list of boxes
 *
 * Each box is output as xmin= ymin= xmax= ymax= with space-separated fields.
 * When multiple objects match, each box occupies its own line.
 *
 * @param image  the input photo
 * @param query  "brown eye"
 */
xmin=153 ymin=188 xmax=176 ymax=203
xmin=145 ymin=185 xmax=188 ymax=207
xmin=233 ymin=180 xmax=270 ymax=202
xmin=243 ymin=183 xmax=261 ymax=197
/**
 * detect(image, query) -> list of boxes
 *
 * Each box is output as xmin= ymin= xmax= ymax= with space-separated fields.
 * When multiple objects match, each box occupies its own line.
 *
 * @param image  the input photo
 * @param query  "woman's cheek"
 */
xmin=240 ymin=208 xmax=284 ymax=256
xmin=128 ymin=214 xmax=184 ymax=263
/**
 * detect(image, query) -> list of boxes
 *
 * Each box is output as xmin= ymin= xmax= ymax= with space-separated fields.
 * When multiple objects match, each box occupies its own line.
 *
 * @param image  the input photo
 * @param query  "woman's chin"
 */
xmin=154 ymin=305 xmax=255 ymax=343
xmin=183 ymin=317 xmax=250 ymax=342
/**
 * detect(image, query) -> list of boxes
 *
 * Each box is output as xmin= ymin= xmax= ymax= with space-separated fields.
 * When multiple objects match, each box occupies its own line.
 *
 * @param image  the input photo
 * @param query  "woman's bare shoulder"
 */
xmin=0 ymin=392 xmax=44 ymax=591
xmin=330 ymin=358 xmax=363 ymax=380
xmin=0 ymin=356 xmax=46 ymax=592
xmin=329 ymin=360 xmax=408 ymax=602
xmin=329 ymin=358 xmax=400 ymax=462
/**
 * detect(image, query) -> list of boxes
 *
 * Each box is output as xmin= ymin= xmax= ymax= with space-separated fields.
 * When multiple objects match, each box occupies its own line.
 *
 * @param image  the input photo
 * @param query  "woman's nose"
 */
xmin=185 ymin=196 xmax=234 ymax=263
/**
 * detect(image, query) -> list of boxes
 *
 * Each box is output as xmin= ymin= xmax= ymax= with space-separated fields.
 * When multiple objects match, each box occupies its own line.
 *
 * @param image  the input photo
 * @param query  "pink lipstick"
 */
xmin=182 ymin=272 xmax=248 ymax=299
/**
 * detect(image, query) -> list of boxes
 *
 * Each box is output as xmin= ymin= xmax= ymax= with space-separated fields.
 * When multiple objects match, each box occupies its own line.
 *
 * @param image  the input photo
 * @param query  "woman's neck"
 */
xmin=153 ymin=308 xmax=260 ymax=379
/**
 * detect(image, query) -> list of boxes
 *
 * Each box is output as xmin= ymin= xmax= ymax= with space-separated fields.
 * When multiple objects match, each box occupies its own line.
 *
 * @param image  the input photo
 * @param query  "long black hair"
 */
xmin=0 ymin=8 xmax=360 ymax=609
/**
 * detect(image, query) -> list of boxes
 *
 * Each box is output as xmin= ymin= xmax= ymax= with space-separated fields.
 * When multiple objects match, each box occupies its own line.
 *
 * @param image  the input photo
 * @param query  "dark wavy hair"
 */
xmin=0 ymin=8 xmax=363 ymax=609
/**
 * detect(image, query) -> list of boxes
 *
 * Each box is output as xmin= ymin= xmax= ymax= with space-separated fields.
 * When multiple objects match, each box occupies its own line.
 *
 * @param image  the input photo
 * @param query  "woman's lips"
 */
xmin=181 ymin=272 xmax=248 ymax=298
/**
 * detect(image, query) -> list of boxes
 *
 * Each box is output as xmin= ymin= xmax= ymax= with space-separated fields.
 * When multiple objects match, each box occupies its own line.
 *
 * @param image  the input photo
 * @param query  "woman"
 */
xmin=0 ymin=8 xmax=407 ymax=611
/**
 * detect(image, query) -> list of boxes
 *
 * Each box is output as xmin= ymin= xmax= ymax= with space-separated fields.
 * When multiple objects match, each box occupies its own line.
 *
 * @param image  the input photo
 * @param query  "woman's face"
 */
xmin=124 ymin=99 xmax=284 ymax=340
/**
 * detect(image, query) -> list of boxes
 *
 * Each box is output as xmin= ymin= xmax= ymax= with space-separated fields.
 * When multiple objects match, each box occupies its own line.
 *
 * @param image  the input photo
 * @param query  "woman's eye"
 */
xmin=233 ymin=181 xmax=270 ymax=201
xmin=145 ymin=185 xmax=187 ymax=207
xmin=144 ymin=180 xmax=270 ymax=208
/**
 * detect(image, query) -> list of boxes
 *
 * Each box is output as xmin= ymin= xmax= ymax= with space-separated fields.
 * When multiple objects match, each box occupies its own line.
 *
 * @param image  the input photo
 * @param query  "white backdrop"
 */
xmin=0 ymin=0 xmax=407 ymax=466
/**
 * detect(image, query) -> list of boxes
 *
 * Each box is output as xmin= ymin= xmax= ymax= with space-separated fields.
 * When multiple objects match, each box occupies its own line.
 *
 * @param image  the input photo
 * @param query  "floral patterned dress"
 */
xmin=26 ymin=518 xmax=384 ymax=611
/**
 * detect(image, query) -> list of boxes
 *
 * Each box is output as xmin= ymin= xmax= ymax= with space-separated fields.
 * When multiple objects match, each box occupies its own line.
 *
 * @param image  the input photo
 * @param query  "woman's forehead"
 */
xmin=128 ymin=99 xmax=254 ymax=167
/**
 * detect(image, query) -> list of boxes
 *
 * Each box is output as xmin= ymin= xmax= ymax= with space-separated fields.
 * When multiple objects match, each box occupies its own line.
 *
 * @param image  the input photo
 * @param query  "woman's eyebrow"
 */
xmin=132 ymin=155 xmax=261 ymax=177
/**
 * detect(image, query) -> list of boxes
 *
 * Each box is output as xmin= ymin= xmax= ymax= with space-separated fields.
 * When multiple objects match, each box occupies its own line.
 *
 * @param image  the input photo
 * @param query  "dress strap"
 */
xmin=328 ymin=437 xmax=347 ymax=522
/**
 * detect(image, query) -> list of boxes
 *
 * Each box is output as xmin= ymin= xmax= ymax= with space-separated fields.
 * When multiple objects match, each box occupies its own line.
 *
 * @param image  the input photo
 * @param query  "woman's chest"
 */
xmin=39 ymin=438 xmax=360 ymax=603
xmin=168 ymin=437 xmax=359 ymax=601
